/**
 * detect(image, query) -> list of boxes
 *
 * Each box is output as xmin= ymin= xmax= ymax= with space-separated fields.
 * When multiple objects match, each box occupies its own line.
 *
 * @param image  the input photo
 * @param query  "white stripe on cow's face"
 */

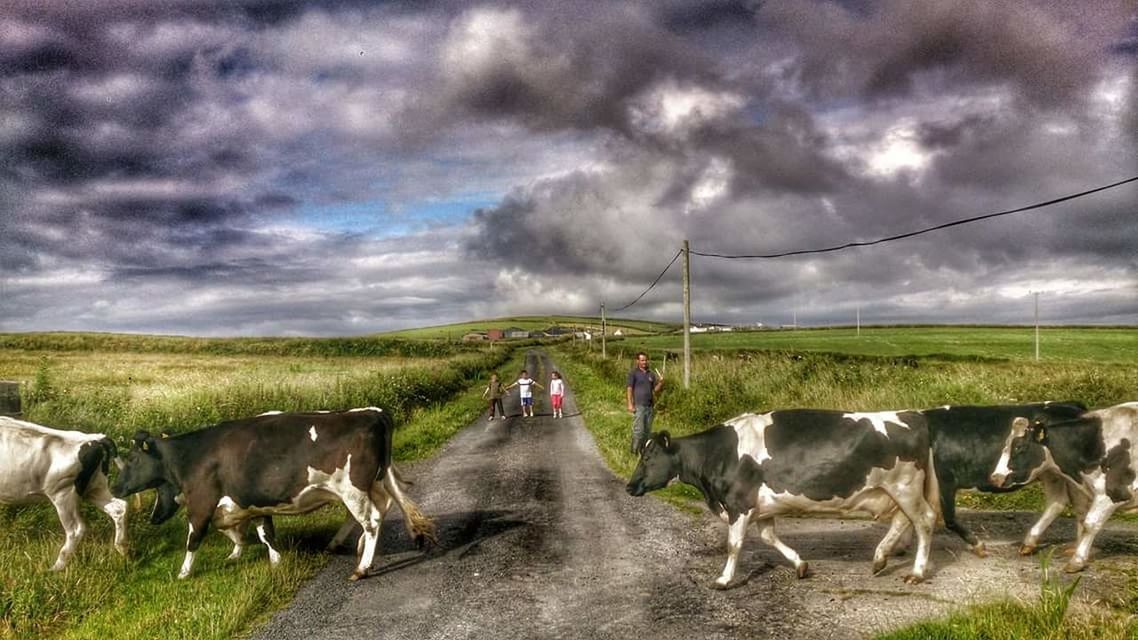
xmin=991 ymin=417 xmax=1031 ymax=484
xmin=309 ymin=426 xmax=318 ymax=442
xmin=843 ymin=411 xmax=909 ymax=437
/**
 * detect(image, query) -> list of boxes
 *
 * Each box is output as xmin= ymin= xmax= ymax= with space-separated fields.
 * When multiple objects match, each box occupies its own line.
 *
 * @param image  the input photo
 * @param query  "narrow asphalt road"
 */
xmin=253 ymin=350 xmax=1135 ymax=640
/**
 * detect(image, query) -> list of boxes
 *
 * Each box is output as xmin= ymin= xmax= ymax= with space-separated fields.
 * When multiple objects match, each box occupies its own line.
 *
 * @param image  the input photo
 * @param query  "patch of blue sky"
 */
xmin=293 ymin=193 xmax=500 ymax=236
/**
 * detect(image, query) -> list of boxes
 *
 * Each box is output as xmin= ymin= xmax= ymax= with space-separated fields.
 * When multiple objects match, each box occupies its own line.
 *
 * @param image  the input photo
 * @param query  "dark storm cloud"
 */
xmin=755 ymin=0 xmax=1135 ymax=108
xmin=1 ymin=0 xmax=1135 ymax=335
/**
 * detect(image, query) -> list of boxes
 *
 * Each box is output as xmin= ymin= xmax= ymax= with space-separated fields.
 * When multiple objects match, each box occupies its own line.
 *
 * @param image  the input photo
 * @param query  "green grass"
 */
xmin=378 ymin=315 xmax=676 ymax=340
xmin=551 ymin=338 xmax=1138 ymax=639
xmin=615 ymin=326 xmax=1138 ymax=365
xmin=0 ymin=337 xmax=523 ymax=640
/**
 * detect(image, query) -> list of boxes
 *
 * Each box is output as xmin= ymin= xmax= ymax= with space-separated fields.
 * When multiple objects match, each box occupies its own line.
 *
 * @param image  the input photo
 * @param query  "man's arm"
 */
xmin=626 ymin=385 xmax=635 ymax=412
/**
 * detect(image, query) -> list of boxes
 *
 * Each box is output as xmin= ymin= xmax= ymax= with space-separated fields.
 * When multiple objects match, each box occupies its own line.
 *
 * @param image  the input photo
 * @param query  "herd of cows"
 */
xmin=2 ymin=398 xmax=1138 ymax=591
xmin=626 ymin=401 xmax=1138 ymax=586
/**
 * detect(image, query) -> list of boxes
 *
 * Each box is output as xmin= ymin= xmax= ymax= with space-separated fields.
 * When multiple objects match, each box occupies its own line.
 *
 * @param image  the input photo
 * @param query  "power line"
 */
xmin=691 ymin=174 xmax=1138 ymax=260
xmin=612 ymin=249 xmax=682 ymax=312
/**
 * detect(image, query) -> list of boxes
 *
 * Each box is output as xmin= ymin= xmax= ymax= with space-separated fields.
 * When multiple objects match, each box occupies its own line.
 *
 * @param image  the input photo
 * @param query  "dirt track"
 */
xmin=253 ymin=350 xmax=1135 ymax=640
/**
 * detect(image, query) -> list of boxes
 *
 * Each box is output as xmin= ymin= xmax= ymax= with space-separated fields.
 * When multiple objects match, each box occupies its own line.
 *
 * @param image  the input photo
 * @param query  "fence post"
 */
xmin=0 ymin=381 xmax=21 ymax=417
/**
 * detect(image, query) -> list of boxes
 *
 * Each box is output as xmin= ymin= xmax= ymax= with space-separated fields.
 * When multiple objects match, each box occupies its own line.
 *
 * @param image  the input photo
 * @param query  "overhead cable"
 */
xmin=612 ymin=249 xmax=683 ymax=312
xmin=690 ymin=174 xmax=1138 ymax=259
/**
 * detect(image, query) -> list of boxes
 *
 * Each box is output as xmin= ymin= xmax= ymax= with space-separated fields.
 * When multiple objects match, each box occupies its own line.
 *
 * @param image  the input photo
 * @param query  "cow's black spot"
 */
xmin=1103 ymin=439 xmax=1135 ymax=503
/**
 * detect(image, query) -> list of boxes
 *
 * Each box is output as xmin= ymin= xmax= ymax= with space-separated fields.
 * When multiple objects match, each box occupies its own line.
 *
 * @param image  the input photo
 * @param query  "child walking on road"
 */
xmin=482 ymin=372 xmax=505 ymax=420
xmin=549 ymin=371 xmax=566 ymax=419
xmin=505 ymin=369 xmax=542 ymax=418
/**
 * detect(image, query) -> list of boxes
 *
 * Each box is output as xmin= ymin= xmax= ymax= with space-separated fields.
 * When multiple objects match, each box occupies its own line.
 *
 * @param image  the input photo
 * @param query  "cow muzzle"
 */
xmin=989 ymin=471 xmax=1008 ymax=488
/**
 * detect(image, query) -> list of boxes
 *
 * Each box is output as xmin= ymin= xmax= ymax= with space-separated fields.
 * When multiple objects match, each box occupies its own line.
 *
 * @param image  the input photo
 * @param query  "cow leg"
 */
xmin=256 ymin=518 xmax=282 ymax=566
xmin=340 ymin=487 xmax=382 ymax=581
xmin=47 ymin=488 xmax=85 ymax=571
xmin=1062 ymin=487 xmax=1092 ymax=556
xmin=940 ymin=486 xmax=984 ymax=556
xmin=873 ymin=511 xmax=912 ymax=574
xmin=327 ymin=508 xmax=359 ymax=551
xmin=888 ymin=485 xmax=936 ymax=584
xmin=1020 ymin=474 xmax=1070 ymax=555
xmin=220 ymin=523 xmax=247 ymax=561
xmin=1066 ymin=494 xmax=1119 ymax=573
xmin=86 ymin=480 xmax=129 ymax=557
xmin=757 ymin=519 xmax=808 ymax=579
xmin=179 ymin=512 xmax=212 ymax=579
xmin=714 ymin=511 xmax=753 ymax=588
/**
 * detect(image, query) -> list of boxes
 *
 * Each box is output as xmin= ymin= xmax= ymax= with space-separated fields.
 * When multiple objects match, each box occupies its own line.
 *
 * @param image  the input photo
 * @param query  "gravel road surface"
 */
xmin=253 ymin=350 xmax=1135 ymax=639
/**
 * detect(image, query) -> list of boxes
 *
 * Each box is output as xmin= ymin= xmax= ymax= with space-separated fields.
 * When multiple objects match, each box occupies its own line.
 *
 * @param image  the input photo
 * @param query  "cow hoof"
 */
xmin=1063 ymin=561 xmax=1086 ymax=574
xmin=711 ymin=578 xmax=731 ymax=590
xmin=1019 ymin=544 xmax=1037 ymax=556
xmin=349 ymin=570 xmax=367 ymax=582
xmin=1060 ymin=544 xmax=1078 ymax=557
xmin=871 ymin=559 xmax=887 ymax=575
xmin=796 ymin=563 xmax=809 ymax=579
xmin=971 ymin=543 xmax=988 ymax=558
xmin=903 ymin=574 xmax=924 ymax=585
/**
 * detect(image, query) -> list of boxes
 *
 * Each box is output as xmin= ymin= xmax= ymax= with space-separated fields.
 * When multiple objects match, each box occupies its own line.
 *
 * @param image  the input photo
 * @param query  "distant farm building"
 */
xmin=486 ymin=329 xmax=504 ymax=341
xmin=462 ymin=332 xmax=488 ymax=342
xmin=504 ymin=327 xmax=529 ymax=339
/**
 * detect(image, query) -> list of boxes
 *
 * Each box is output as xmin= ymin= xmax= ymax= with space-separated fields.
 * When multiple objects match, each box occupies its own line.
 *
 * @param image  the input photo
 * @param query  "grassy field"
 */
xmin=0 ymin=335 xmax=525 ymax=640
xmin=617 ymin=325 xmax=1138 ymax=364
xmin=4 ymin=324 xmax=1136 ymax=638
xmin=378 ymin=315 xmax=676 ymax=339
xmin=549 ymin=329 xmax=1138 ymax=640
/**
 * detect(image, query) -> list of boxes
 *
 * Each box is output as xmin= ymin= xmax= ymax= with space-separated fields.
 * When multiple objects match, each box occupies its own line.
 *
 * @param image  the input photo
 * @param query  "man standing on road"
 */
xmin=626 ymin=352 xmax=664 ymax=454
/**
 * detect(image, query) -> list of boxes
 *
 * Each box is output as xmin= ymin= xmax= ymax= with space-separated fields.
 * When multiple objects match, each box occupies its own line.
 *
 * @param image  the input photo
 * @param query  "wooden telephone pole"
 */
xmin=682 ymin=240 xmax=691 ymax=389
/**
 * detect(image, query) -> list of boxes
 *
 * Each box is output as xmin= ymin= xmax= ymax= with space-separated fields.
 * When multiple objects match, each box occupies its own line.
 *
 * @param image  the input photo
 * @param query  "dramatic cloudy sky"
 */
xmin=2 ymin=1 xmax=1136 ymax=336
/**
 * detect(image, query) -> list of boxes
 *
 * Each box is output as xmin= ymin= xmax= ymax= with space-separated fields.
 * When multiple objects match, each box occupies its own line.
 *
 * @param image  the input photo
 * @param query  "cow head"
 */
xmin=989 ymin=417 xmax=1049 ymax=488
xmin=626 ymin=431 xmax=679 ymax=496
xmin=111 ymin=431 xmax=171 ymax=500
xmin=148 ymin=482 xmax=183 ymax=525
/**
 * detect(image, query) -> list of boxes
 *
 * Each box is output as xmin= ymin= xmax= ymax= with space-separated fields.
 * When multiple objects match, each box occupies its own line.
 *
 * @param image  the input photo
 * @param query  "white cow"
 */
xmin=0 ymin=416 xmax=129 ymax=570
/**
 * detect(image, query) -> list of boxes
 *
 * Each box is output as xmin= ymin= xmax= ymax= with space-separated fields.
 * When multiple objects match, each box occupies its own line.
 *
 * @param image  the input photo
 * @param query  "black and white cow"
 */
xmin=0 ymin=416 xmax=129 ymax=570
xmin=989 ymin=402 xmax=1138 ymax=572
xmin=626 ymin=409 xmax=939 ymax=587
xmin=918 ymin=402 xmax=1087 ymax=555
xmin=110 ymin=407 xmax=436 ymax=580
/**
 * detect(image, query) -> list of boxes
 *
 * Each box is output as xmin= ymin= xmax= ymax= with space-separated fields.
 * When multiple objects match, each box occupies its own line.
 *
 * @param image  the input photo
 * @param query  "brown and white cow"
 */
xmin=626 ymin=409 xmax=939 ymax=587
xmin=990 ymin=402 xmax=1138 ymax=572
xmin=0 ymin=416 xmax=129 ymax=570
xmin=111 ymin=407 xmax=436 ymax=580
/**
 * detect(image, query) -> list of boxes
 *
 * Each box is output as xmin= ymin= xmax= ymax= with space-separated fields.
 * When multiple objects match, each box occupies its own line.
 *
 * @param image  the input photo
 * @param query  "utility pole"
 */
xmin=682 ymin=240 xmax=691 ymax=390
xmin=856 ymin=305 xmax=861 ymax=337
xmin=1034 ymin=292 xmax=1040 ymax=361
xmin=601 ymin=302 xmax=607 ymax=359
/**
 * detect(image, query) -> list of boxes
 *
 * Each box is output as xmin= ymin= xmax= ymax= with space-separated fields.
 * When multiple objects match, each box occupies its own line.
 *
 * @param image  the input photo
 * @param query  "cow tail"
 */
xmin=76 ymin=437 xmax=117 ymax=496
xmin=382 ymin=466 xmax=437 ymax=548
xmin=924 ymin=448 xmax=944 ymax=527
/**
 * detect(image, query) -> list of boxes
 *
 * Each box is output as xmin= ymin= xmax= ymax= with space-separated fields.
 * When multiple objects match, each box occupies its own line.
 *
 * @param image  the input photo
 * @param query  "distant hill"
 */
xmin=378 ymin=315 xmax=678 ymax=340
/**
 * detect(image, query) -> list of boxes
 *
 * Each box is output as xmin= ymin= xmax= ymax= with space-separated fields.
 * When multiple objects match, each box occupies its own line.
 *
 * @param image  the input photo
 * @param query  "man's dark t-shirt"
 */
xmin=627 ymin=368 xmax=658 ymax=407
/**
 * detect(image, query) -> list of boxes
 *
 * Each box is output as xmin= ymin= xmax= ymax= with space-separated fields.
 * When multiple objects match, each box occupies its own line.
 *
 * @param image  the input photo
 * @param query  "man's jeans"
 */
xmin=631 ymin=405 xmax=655 ymax=454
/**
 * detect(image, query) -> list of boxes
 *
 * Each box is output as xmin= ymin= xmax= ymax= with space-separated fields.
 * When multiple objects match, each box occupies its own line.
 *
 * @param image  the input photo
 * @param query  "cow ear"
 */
xmin=1034 ymin=426 xmax=1047 ymax=443
xmin=132 ymin=430 xmax=151 ymax=448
